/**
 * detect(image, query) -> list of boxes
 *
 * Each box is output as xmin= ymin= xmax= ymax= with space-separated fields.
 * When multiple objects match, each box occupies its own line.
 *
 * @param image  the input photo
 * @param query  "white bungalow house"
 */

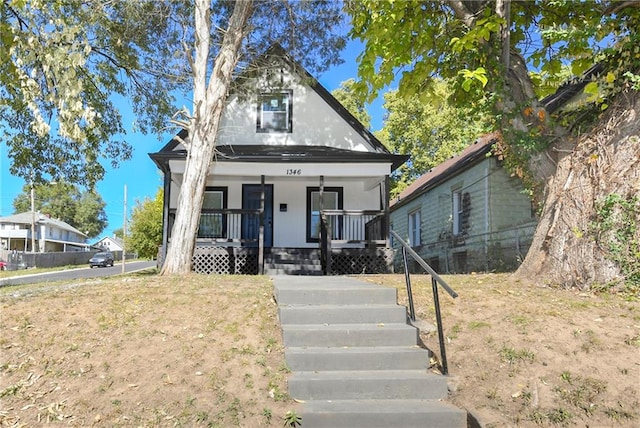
xmin=390 ymin=133 xmax=538 ymax=274
xmin=150 ymin=45 xmax=408 ymax=275
xmin=0 ymin=211 xmax=89 ymax=253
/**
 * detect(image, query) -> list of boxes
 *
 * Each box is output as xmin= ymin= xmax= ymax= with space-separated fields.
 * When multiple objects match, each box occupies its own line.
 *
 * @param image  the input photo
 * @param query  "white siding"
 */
xmin=216 ymin=70 xmax=375 ymax=152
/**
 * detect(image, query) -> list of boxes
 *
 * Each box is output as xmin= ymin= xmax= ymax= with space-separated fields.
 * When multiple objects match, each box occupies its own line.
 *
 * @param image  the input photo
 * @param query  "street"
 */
xmin=0 ymin=260 xmax=157 ymax=287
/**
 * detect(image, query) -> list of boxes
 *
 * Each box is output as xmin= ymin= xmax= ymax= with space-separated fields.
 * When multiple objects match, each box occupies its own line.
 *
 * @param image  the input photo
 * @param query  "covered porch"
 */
xmin=152 ymin=145 xmax=406 ymax=275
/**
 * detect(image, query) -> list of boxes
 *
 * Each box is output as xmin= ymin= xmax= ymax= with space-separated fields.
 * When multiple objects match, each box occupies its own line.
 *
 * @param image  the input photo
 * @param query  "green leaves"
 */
xmin=458 ymin=68 xmax=489 ymax=92
xmin=1 ymin=0 xmax=183 ymax=188
xmin=374 ymin=81 xmax=493 ymax=196
xmin=127 ymin=188 xmax=163 ymax=259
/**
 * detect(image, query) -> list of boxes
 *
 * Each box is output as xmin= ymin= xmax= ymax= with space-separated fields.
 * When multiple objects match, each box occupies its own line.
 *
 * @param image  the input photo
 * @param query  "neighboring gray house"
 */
xmin=0 ymin=211 xmax=89 ymax=254
xmin=389 ymin=132 xmax=537 ymax=273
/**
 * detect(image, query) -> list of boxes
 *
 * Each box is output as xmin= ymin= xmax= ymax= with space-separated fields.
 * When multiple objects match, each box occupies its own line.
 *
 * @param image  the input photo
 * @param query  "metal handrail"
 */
xmin=390 ymin=230 xmax=458 ymax=375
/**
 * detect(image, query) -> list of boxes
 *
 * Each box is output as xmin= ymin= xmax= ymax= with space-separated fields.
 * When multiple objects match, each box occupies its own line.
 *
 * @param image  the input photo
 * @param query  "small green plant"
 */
xmin=468 ymin=320 xmax=491 ymax=329
xmin=590 ymin=192 xmax=640 ymax=292
xmin=580 ymin=330 xmax=602 ymax=353
xmin=624 ymin=334 xmax=640 ymax=347
xmin=604 ymin=405 xmax=635 ymax=421
xmin=283 ymin=410 xmax=302 ymax=427
xmin=195 ymin=410 xmax=209 ymax=423
xmin=448 ymin=322 xmax=462 ymax=339
xmin=554 ymin=373 xmax=606 ymax=415
xmin=0 ymin=384 xmax=22 ymax=398
xmin=268 ymin=381 xmax=288 ymax=401
xmin=499 ymin=346 xmax=535 ymax=364
xmin=547 ymin=407 xmax=573 ymax=425
xmin=262 ymin=407 xmax=273 ymax=425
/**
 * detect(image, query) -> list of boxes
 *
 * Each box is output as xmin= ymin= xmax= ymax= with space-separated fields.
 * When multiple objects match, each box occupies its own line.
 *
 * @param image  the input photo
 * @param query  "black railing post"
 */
xmin=432 ymin=276 xmax=449 ymax=375
xmin=402 ymin=247 xmax=416 ymax=322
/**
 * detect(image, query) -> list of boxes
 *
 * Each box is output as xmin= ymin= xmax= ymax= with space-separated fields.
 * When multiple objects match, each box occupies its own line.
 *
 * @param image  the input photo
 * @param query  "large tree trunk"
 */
xmin=516 ymin=89 xmax=640 ymax=289
xmin=449 ymin=0 xmax=640 ymax=289
xmin=161 ymin=0 xmax=253 ymax=275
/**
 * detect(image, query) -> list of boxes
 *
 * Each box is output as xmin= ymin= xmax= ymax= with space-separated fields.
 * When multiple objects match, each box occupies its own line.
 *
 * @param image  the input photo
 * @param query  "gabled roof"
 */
xmin=540 ymin=63 xmax=604 ymax=113
xmin=151 ymin=44 xmax=399 ymax=171
xmin=390 ymin=132 xmax=501 ymax=210
xmin=0 ymin=211 xmax=87 ymax=237
xmin=93 ymin=235 xmax=124 ymax=249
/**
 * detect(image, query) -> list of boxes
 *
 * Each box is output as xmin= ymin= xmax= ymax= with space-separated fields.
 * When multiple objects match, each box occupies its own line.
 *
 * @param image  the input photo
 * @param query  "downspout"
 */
xmin=484 ymin=160 xmax=491 ymax=271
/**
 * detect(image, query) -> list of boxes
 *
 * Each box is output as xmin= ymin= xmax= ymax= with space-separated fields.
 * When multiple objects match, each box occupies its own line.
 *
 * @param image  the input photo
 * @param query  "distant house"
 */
xmin=389 ymin=132 xmax=537 ymax=273
xmin=92 ymin=236 xmax=124 ymax=253
xmin=0 ymin=211 xmax=89 ymax=253
xmin=150 ymin=44 xmax=407 ymax=275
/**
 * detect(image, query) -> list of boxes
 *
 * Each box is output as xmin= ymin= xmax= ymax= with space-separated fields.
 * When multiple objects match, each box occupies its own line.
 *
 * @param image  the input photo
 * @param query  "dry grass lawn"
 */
xmin=1 ymin=272 xmax=295 ymax=427
xmin=362 ymin=273 xmax=640 ymax=428
xmin=1 ymin=271 xmax=639 ymax=427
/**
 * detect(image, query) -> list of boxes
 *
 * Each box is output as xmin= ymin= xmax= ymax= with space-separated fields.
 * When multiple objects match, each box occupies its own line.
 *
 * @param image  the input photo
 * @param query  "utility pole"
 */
xmin=30 ymin=184 xmax=36 ymax=253
xmin=122 ymin=185 xmax=127 ymax=274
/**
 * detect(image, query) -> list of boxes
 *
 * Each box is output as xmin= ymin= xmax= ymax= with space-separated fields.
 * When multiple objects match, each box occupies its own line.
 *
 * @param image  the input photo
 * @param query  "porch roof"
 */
xmin=150 ymin=144 xmax=409 ymax=173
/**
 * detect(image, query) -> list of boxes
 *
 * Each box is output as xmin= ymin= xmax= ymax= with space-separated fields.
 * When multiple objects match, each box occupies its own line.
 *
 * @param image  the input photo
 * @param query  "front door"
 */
xmin=242 ymin=184 xmax=273 ymax=247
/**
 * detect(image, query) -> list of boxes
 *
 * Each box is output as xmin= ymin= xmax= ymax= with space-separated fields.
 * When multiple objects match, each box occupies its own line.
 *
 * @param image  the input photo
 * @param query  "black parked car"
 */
xmin=89 ymin=252 xmax=114 ymax=268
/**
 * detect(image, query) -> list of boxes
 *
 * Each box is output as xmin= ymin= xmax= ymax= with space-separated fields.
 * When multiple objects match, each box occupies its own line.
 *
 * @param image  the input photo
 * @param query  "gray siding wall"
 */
xmin=390 ymin=157 xmax=537 ymax=273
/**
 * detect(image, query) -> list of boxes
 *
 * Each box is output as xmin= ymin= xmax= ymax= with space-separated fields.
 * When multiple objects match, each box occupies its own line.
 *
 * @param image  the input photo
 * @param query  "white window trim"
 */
xmin=256 ymin=90 xmax=293 ymax=133
xmin=408 ymin=209 xmax=421 ymax=247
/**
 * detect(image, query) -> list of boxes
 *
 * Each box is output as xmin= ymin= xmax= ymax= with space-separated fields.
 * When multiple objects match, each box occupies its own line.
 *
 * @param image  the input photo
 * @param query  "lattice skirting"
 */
xmin=189 ymin=246 xmax=393 ymax=275
xmin=192 ymin=246 xmax=258 ymax=275
xmin=329 ymin=248 xmax=394 ymax=275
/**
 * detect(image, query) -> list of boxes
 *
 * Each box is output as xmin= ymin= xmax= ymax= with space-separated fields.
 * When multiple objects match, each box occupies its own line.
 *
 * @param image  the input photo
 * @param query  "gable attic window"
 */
xmin=256 ymin=91 xmax=292 ymax=133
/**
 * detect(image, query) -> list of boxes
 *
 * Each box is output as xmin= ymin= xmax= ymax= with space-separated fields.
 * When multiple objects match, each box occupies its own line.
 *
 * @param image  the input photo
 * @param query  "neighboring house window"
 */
xmin=452 ymin=190 xmax=471 ymax=236
xmin=198 ymin=187 xmax=228 ymax=239
xmin=408 ymin=209 xmax=421 ymax=246
xmin=307 ymin=187 xmax=343 ymax=242
xmin=256 ymin=91 xmax=292 ymax=133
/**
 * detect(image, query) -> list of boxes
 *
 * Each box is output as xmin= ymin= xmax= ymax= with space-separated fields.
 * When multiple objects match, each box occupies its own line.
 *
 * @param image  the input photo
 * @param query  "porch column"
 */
xmin=319 ymin=175 xmax=331 ymax=275
xmin=383 ymin=175 xmax=390 ymax=248
xmin=258 ymin=175 xmax=265 ymax=275
xmin=319 ymin=175 xmax=324 ymax=213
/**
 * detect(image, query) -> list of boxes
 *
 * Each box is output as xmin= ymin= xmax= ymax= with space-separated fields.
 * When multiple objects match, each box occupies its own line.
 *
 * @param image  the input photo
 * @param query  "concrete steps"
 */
xmin=300 ymin=399 xmax=465 ymax=428
xmin=273 ymin=276 xmax=466 ymax=428
xmin=264 ymin=249 xmax=323 ymax=276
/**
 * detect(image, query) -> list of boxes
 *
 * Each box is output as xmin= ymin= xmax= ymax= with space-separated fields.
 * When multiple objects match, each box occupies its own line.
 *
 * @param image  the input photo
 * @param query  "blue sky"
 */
xmin=0 ymin=40 xmax=387 ymax=238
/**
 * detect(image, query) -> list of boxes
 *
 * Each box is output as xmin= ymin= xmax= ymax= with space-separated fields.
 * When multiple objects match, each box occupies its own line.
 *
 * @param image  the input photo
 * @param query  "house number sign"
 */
xmin=286 ymin=168 xmax=302 ymax=176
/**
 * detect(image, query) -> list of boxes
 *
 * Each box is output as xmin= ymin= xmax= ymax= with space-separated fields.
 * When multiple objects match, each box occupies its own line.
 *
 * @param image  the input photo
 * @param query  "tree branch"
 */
xmin=603 ymin=1 xmax=640 ymax=16
xmin=446 ymin=0 xmax=477 ymax=27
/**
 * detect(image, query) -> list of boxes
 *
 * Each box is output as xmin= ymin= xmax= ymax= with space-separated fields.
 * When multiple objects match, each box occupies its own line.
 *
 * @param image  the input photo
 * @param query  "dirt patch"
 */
xmin=1 ymin=272 xmax=638 ymax=427
xmin=0 ymin=273 xmax=295 ymax=427
xmin=361 ymin=273 xmax=640 ymax=427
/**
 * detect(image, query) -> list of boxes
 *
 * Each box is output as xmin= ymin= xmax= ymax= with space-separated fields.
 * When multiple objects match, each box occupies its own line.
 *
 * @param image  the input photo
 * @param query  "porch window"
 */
xmin=256 ymin=91 xmax=292 ymax=133
xmin=198 ymin=187 xmax=228 ymax=239
xmin=408 ymin=209 xmax=421 ymax=247
xmin=307 ymin=187 xmax=343 ymax=242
